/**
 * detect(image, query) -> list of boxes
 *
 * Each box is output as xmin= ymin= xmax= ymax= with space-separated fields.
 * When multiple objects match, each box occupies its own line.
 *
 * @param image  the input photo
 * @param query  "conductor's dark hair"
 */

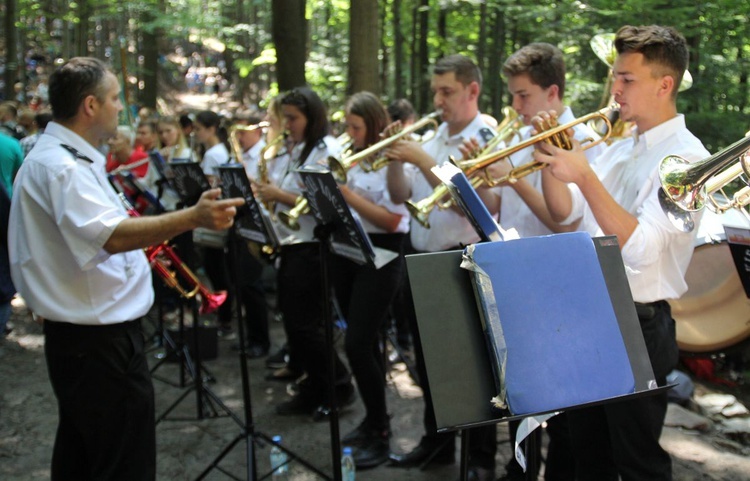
xmin=281 ymin=86 xmax=330 ymax=164
xmin=48 ymin=57 xmax=112 ymax=121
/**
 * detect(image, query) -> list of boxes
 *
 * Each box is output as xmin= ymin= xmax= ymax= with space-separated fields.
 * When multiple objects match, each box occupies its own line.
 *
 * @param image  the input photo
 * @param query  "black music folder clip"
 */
xmin=218 ymin=164 xmax=280 ymax=247
xmin=296 ymin=166 xmax=397 ymax=269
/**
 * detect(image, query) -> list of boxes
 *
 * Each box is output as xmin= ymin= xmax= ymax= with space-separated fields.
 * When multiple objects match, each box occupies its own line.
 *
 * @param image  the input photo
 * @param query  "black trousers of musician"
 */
xmin=235 ymin=243 xmax=270 ymax=349
xmin=566 ymin=300 xmax=678 ymax=481
xmin=44 ymin=319 xmax=156 ymax=481
xmin=277 ymin=242 xmax=350 ymax=404
xmin=331 ymin=233 xmax=406 ymax=431
xmin=202 ymin=245 xmax=233 ymax=326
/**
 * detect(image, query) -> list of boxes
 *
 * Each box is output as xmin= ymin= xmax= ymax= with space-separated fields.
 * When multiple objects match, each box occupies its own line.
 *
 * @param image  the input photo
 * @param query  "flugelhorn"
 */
xmin=658 ymin=135 xmax=750 ymax=231
xmin=328 ymin=110 xmax=442 ymax=183
xmin=118 ymin=194 xmax=227 ymax=314
xmin=407 ymin=107 xmax=613 ymax=228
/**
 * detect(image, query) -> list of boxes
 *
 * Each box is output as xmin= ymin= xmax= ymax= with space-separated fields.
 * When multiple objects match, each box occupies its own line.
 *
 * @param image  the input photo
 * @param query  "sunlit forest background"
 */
xmin=2 ymin=0 xmax=749 ymax=151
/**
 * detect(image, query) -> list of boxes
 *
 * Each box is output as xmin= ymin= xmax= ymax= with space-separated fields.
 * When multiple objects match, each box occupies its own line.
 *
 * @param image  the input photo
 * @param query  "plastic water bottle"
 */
xmin=341 ymin=446 xmax=356 ymax=481
xmin=270 ymin=435 xmax=289 ymax=479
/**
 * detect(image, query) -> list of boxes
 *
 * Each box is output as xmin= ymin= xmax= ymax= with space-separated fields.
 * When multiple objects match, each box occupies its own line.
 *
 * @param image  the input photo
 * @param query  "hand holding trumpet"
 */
xmin=531 ymin=110 xmax=592 ymax=185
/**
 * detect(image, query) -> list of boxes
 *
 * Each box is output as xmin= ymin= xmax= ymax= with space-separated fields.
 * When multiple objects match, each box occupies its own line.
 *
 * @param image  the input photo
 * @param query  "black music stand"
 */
xmin=406 ymin=238 xmax=669 ymax=481
xmin=154 ymin=161 xmax=238 ymax=424
xmin=297 ymin=167 xmax=399 ymax=481
xmin=195 ymin=165 xmax=330 ymax=481
xmin=409 ymin=166 xmax=667 ymax=481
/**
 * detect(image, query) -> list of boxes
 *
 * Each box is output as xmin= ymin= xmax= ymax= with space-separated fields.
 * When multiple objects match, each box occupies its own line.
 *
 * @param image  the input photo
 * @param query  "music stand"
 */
xmin=296 ymin=167 xmax=398 ymax=481
xmin=195 ymin=164 xmax=330 ymax=480
xmin=410 ymin=166 xmax=668 ymax=480
xmin=154 ymin=161 xmax=238 ymax=424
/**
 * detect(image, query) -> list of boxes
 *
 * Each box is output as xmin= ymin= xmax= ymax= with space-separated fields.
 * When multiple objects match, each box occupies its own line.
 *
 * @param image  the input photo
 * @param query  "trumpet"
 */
xmin=277 ymin=195 xmax=309 ymax=231
xmin=328 ymin=110 xmax=442 ymax=184
xmin=119 ymin=194 xmax=227 ymax=314
xmin=658 ymin=135 xmax=750 ymax=231
xmin=407 ymin=107 xmax=613 ymax=228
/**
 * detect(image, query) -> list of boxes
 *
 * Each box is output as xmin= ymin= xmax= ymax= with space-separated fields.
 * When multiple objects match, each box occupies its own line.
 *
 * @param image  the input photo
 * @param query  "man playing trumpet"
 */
xmin=465 ymin=42 xmax=605 ymax=481
xmin=535 ymin=25 xmax=708 ymax=480
xmin=385 ymin=54 xmax=499 ymax=479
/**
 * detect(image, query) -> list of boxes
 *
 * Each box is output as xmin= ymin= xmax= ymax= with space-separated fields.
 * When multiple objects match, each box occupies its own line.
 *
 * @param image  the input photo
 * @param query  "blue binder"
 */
xmin=463 ymin=232 xmax=636 ymax=415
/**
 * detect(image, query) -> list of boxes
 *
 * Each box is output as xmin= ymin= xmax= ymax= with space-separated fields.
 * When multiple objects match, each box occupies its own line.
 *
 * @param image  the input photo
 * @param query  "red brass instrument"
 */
xmin=119 ymin=194 xmax=227 ymax=314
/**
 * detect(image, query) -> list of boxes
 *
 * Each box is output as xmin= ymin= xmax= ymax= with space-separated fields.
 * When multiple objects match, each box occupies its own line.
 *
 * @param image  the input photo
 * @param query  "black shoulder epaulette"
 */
xmin=478 ymin=127 xmax=495 ymax=144
xmin=60 ymin=144 xmax=93 ymax=163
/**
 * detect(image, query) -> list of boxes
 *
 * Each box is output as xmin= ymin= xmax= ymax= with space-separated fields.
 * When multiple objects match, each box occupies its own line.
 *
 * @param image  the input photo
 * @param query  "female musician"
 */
xmin=195 ymin=110 xmax=230 ymax=187
xmin=333 ymin=92 xmax=409 ymax=468
xmin=157 ymin=115 xmax=195 ymax=162
xmin=255 ymin=87 xmax=354 ymax=417
xmin=193 ymin=110 xmax=234 ymax=336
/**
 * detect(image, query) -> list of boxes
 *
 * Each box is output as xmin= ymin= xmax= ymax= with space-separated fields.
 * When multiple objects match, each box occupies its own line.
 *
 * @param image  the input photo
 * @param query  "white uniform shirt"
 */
xmin=242 ymin=138 xmax=267 ymax=182
xmin=273 ymin=136 xmax=342 ymax=243
xmin=563 ymin=114 xmax=709 ymax=302
xmin=9 ymin=122 xmax=153 ymax=324
xmin=499 ymin=107 xmax=605 ymax=238
xmin=201 ymin=142 xmax=230 ymax=177
xmin=346 ymin=164 xmax=410 ymax=234
xmin=409 ymin=113 xmax=494 ymax=252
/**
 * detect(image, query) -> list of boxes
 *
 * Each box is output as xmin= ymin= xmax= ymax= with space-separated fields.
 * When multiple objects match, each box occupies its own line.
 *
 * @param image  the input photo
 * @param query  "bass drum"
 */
xmin=669 ymin=208 xmax=750 ymax=353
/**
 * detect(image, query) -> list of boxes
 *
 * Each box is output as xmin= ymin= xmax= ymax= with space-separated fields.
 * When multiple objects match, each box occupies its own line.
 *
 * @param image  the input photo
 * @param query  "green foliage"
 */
xmin=6 ymin=0 xmax=750 ymax=151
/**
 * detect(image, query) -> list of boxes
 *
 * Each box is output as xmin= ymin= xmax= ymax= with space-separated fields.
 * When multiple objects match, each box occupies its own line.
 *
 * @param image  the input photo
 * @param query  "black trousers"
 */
xmin=234 ymin=242 xmax=270 ymax=349
xmin=331 ymin=233 xmax=405 ymax=430
xmin=567 ymin=300 xmax=678 ymax=481
xmin=44 ymin=319 xmax=156 ymax=481
xmin=202 ymin=245 xmax=232 ymax=325
xmin=277 ymin=242 xmax=349 ymax=402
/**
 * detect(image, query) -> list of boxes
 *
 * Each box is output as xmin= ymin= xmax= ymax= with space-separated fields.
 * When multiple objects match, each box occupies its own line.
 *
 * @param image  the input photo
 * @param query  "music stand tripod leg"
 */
xmin=196 ymin=227 xmax=332 ymax=481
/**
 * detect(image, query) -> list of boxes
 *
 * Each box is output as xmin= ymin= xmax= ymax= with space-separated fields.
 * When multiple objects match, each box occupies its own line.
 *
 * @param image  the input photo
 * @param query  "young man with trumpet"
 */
xmin=535 ymin=25 xmax=709 ymax=480
xmin=466 ymin=42 xmax=605 ymax=481
xmin=385 ymin=54 xmax=499 ymax=480
xmin=8 ymin=57 xmax=244 ymax=481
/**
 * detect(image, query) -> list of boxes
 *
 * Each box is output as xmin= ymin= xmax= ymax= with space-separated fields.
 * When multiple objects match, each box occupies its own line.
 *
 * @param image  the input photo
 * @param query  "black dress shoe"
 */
xmin=351 ymin=434 xmax=390 ymax=469
xmin=388 ymin=437 xmax=455 ymax=468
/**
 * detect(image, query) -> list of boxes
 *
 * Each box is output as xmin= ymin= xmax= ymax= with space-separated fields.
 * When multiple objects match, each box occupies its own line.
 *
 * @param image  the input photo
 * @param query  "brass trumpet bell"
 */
xmin=658 ymin=135 xmax=750 ymax=231
xmin=277 ymin=196 xmax=310 ymax=231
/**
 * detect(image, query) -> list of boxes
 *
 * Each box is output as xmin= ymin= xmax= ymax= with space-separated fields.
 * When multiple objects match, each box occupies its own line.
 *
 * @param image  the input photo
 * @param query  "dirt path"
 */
xmin=2 ymin=297 xmax=750 ymax=480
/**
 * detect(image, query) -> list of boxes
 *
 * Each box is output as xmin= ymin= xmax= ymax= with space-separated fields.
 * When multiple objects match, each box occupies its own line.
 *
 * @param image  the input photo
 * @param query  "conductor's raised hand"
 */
xmin=193 ymin=188 xmax=245 ymax=230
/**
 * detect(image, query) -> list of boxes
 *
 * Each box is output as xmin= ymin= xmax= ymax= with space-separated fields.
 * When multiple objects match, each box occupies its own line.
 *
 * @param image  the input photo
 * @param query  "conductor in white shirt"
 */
xmin=8 ymin=57 xmax=243 ymax=481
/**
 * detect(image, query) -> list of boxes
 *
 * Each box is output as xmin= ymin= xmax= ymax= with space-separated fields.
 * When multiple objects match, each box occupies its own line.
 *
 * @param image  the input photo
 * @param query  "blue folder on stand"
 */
xmin=462 ymin=232 xmax=636 ymax=415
